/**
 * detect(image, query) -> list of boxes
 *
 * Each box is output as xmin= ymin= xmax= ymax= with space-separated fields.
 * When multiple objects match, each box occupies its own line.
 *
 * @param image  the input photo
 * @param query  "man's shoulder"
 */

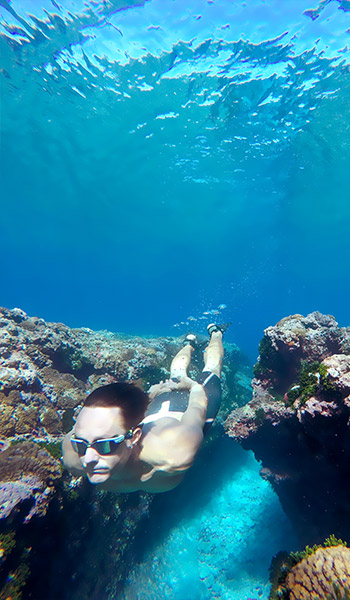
xmin=140 ymin=417 xmax=185 ymax=452
xmin=139 ymin=417 xmax=201 ymax=477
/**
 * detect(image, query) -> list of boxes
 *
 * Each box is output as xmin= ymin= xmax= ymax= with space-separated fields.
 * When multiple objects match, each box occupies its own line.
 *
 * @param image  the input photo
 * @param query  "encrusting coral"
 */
xmin=270 ymin=537 xmax=350 ymax=599
xmin=286 ymin=546 xmax=350 ymax=600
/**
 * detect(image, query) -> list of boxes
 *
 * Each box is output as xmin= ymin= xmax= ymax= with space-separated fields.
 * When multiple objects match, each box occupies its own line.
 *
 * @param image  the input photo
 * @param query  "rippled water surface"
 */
xmin=1 ymin=0 xmax=350 ymax=354
xmin=2 ymin=2 xmax=350 ymax=599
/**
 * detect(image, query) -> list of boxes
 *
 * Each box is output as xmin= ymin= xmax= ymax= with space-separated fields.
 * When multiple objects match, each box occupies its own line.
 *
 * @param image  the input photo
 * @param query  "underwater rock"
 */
xmin=0 ymin=306 xmax=248 ymax=599
xmin=0 ymin=307 xmax=179 ymax=599
xmin=0 ymin=477 xmax=42 ymax=520
xmin=285 ymin=546 xmax=350 ymax=600
xmin=253 ymin=311 xmax=346 ymax=391
xmin=226 ymin=312 xmax=350 ymax=544
xmin=270 ymin=540 xmax=350 ymax=600
xmin=0 ymin=306 xmax=179 ymax=444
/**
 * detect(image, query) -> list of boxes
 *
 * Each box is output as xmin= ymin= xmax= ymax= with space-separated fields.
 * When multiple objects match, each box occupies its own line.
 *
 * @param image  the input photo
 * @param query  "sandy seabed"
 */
xmin=121 ymin=448 xmax=297 ymax=600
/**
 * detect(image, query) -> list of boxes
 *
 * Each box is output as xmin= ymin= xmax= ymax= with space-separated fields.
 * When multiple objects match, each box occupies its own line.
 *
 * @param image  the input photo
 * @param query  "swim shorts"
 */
xmin=141 ymin=371 xmax=221 ymax=434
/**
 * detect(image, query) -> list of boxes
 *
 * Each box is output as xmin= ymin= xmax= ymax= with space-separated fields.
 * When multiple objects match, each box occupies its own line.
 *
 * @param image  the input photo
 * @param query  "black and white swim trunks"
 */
xmin=141 ymin=371 xmax=222 ymax=434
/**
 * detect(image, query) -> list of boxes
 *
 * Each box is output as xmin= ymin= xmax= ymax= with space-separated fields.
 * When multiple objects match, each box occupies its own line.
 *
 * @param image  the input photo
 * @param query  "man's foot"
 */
xmin=183 ymin=333 xmax=197 ymax=349
xmin=207 ymin=323 xmax=232 ymax=337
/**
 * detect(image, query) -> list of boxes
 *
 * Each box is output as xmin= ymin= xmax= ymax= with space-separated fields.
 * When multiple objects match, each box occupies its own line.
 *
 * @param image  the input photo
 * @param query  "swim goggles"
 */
xmin=71 ymin=430 xmax=133 ymax=456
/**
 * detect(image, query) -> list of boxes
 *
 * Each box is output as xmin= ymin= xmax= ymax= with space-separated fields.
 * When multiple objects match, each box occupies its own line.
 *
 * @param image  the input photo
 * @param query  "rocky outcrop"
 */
xmin=226 ymin=312 xmax=350 ymax=544
xmin=0 ymin=307 xmax=180 ymax=600
xmin=269 ymin=540 xmax=350 ymax=600
xmin=0 ymin=306 xmax=248 ymax=600
xmin=0 ymin=307 xmax=179 ymax=523
xmin=285 ymin=545 xmax=350 ymax=600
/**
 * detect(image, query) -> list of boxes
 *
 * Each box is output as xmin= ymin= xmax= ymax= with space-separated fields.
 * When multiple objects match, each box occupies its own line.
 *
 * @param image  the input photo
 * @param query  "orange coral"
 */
xmin=286 ymin=546 xmax=350 ymax=600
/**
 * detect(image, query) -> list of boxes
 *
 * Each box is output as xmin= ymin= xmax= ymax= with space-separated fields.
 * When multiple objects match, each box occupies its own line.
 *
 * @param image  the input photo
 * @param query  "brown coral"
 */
xmin=285 ymin=546 xmax=350 ymax=599
xmin=0 ymin=441 xmax=61 ymax=483
xmin=14 ymin=406 xmax=40 ymax=434
xmin=0 ymin=404 xmax=16 ymax=436
xmin=40 ymin=407 xmax=62 ymax=434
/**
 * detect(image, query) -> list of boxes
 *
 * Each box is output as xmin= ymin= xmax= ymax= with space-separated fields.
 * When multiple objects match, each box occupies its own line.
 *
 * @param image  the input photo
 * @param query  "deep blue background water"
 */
xmin=1 ymin=3 xmax=350 ymax=598
xmin=1 ymin=0 xmax=350 ymax=361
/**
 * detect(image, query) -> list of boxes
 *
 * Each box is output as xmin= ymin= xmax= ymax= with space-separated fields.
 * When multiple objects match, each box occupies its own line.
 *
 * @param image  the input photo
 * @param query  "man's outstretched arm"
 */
xmin=61 ymin=430 xmax=85 ymax=476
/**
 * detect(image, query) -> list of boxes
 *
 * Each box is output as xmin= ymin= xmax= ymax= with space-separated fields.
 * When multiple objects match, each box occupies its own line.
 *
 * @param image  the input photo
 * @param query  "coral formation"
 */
xmin=270 ymin=538 xmax=350 ymax=600
xmin=285 ymin=546 xmax=350 ymax=600
xmin=226 ymin=312 xmax=350 ymax=543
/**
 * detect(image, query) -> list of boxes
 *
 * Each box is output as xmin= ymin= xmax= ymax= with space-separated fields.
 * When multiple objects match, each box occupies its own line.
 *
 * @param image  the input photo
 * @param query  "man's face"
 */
xmin=74 ymin=406 xmax=130 ymax=484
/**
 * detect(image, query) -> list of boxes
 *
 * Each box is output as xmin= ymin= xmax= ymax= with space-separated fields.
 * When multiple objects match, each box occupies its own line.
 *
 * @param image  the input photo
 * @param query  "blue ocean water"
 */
xmin=1 ymin=2 xmax=350 ymax=598
xmin=1 ymin=0 xmax=350 ymax=361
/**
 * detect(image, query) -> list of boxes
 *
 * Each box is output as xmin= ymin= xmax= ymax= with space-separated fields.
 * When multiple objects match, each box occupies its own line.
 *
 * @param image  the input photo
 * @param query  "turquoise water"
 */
xmin=1 ymin=1 xmax=350 ymax=598
xmin=121 ymin=440 xmax=297 ymax=600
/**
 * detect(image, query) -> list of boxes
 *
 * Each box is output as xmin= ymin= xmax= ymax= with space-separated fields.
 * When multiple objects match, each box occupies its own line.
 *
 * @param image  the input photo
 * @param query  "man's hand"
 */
xmin=148 ymin=381 xmax=174 ymax=400
xmin=148 ymin=376 xmax=200 ymax=399
xmin=169 ymin=376 xmax=203 ymax=392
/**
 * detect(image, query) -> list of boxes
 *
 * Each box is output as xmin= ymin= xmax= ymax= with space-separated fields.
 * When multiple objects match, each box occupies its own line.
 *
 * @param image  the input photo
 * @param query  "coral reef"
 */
xmin=285 ymin=546 xmax=350 ymax=600
xmin=269 ymin=537 xmax=350 ymax=599
xmin=0 ymin=306 xmax=248 ymax=599
xmin=226 ymin=312 xmax=350 ymax=543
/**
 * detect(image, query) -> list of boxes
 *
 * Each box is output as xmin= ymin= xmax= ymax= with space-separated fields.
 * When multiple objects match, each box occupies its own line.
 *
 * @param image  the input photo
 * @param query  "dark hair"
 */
xmin=83 ymin=382 xmax=149 ymax=429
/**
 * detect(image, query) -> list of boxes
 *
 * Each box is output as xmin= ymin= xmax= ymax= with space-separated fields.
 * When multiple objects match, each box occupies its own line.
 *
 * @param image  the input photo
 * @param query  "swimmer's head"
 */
xmin=83 ymin=383 xmax=149 ymax=429
xmin=73 ymin=383 xmax=148 ymax=484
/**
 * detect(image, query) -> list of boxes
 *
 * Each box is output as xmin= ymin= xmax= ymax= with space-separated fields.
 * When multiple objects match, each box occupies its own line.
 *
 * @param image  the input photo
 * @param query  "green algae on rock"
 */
xmin=285 ymin=360 xmax=341 ymax=407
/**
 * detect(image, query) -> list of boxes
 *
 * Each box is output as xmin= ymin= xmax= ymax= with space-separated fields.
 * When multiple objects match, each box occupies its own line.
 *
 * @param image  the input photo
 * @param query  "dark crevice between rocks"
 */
xmin=135 ymin=365 xmax=167 ymax=388
xmin=254 ymin=336 xmax=298 ymax=393
xmin=49 ymin=349 xmax=97 ymax=381
xmin=60 ymin=408 xmax=75 ymax=433
xmin=248 ymin=413 xmax=350 ymax=545
xmin=1 ymin=479 xmax=151 ymax=600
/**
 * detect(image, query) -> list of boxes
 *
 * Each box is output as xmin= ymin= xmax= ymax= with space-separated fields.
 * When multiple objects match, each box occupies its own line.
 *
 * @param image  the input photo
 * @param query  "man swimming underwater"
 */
xmin=62 ymin=323 xmax=229 ymax=493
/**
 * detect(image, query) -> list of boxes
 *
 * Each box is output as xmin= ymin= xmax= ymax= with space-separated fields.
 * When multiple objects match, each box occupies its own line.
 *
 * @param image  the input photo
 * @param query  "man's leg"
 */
xmin=203 ymin=330 xmax=224 ymax=377
xmin=170 ymin=335 xmax=195 ymax=379
xmin=198 ymin=327 xmax=225 ymax=433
